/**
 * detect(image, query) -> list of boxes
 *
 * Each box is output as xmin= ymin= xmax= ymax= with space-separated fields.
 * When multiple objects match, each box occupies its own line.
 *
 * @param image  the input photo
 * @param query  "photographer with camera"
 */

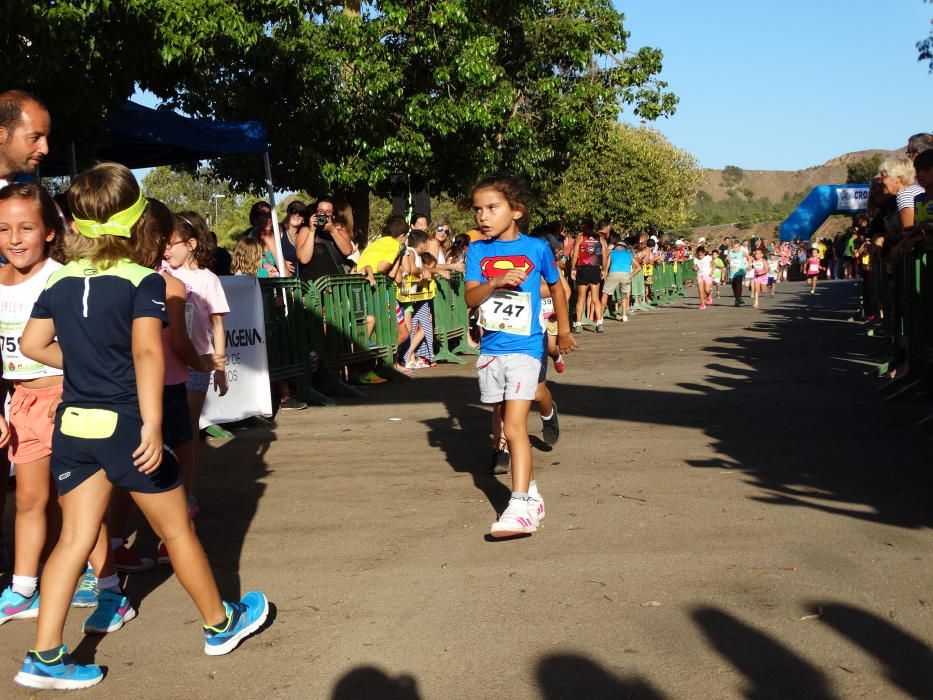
xmin=295 ymin=197 xmax=355 ymax=281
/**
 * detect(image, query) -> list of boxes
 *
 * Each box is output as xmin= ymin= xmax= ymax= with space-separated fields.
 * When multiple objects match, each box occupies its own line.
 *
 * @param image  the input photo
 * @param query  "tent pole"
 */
xmin=69 ymin=142 xmax=78 ymax=178
xmin=263 ymin=151 xmax=287 ymax=278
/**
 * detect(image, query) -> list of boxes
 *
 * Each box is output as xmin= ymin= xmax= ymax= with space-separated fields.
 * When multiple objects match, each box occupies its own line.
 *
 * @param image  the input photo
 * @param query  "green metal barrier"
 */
xmin=259 ymin=278 xmax=336 ymax=407
xmin=630 ymin=269 xmax=653 ymax=313
xmin=875 ymin=243 xmax=933 ymax=417
xmin=432 ymin=272 xmax=479 ymax=364
xmin=313 ymin=274 xmax=397 ymax=368
xmin=259 ymin=278 xmax=310 ymax=384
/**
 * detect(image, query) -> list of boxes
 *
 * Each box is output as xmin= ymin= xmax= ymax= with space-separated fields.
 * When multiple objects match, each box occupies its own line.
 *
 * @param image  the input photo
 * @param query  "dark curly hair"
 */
xmin=173 ymin=210 xmax=215 ymax=269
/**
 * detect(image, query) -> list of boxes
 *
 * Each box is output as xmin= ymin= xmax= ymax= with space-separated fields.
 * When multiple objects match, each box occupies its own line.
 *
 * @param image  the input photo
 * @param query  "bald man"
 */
xmin=0 ymin=90 xmax=50 ymax=187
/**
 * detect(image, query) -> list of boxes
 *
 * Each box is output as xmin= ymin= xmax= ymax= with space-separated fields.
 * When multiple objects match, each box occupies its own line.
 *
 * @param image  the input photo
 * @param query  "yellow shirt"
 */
xmin=357 ymin=236 xmax=402 ymax=273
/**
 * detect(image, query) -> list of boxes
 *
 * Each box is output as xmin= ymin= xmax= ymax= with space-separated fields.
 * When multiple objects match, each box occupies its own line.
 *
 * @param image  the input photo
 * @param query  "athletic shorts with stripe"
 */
xmin=51 ymin=406 xmax=181 ymax=497
xmin=476 ymin=354 xmax=541 ymax=403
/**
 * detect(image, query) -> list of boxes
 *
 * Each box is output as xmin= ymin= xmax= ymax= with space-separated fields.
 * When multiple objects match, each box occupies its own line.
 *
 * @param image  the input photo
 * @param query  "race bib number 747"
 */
xmin=479 ymin=290 xmax=533 ymax=336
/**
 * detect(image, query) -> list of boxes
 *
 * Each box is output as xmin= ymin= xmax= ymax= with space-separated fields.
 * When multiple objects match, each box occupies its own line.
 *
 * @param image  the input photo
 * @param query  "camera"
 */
xmin=315 ymin=214 xmax=327 ymax=228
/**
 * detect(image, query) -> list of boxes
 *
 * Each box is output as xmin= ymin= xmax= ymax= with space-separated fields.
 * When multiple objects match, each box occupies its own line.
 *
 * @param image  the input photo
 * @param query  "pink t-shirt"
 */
xmin=167 ymin=267 xmax=230 ymax=355
xmin=159 ymin=272 xmax=189 ymax=386
xmin=807 ymin=257 xmax=821 ymax=274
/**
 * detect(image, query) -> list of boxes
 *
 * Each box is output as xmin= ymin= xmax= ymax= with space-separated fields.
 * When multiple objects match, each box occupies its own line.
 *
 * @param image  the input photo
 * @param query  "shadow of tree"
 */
xmin=536 ymin=653 xmax=666 ymax=700
xmin=331 ymin=665 xmax=422 ymax=700
xmin=812 ymin=601 xmax=933 ymax=699
xmin=692 ymin=606 xmax=837 ymax=699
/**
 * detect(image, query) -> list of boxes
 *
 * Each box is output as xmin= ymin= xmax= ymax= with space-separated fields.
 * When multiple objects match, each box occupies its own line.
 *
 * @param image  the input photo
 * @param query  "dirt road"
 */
xmin=5 ymin=280 xmax=932 ymax=699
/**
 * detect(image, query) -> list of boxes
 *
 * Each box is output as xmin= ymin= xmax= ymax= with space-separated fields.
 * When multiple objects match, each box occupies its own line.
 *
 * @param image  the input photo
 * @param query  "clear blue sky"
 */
xmin=619 ymin=1 xmax=933 ymax=170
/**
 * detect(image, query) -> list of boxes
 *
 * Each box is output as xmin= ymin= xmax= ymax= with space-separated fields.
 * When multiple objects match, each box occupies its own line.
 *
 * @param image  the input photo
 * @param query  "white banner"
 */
xmin=835 ymin=187 xmax=870 ymax=211
xmin=200 ymin=276 xmax=274 ymax=428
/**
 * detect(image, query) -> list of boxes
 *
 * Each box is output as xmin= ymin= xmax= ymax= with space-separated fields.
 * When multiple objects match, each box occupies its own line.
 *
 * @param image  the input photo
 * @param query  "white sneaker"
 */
xmin=490 ymin=498 xmax=538 ymax=537
xmin=528 ymin=485 xmax=546 ymax=521
xmin=621 ymin=315 xmax=628 ymax=322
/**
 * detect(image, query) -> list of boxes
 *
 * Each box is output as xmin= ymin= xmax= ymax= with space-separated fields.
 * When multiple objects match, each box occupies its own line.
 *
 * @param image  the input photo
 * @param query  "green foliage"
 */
xmin=721 ymin=165 xmax=744 ymax=188
xmin=367 ymin=194 xmax=474 ymax=240
xmin=690 ymin=189 xmax=806 ymax=228
xmin=846 ymin=155 xmax=883 ymax=184
xmin=140 ymin=167 xmax=265 ymax=248
xmin=918 ymin=0 xmax=933 ymax=72
xmin=175 ymin=1 xmax=678 ymax=202
xmin=6 ymin=2 xmax=295 ymax=162
xmin=542 ymin=123 xmax=701 ymax=231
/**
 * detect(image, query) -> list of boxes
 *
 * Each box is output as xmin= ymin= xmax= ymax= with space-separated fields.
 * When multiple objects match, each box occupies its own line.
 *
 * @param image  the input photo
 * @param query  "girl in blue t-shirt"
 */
xmin=465 ymin=175 xmax=576 ymax=538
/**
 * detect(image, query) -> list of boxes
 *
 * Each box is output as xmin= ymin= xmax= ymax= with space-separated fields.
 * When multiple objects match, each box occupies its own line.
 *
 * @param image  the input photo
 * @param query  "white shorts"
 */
xmin=477 ymin=354 xmax=541 ymax=403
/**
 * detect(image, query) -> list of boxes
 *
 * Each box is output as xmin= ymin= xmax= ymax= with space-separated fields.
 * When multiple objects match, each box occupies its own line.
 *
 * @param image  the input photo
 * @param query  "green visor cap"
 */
xmin=73 ymin=193 xmax=148 ymax=239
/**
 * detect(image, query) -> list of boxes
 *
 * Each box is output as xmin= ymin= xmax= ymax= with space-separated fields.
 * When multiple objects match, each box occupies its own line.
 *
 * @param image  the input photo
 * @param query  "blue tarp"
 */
xmin=43 ymin=100 xmax=267 ymax=175
xmin=779 ymin=184 xmax=870 ymax=241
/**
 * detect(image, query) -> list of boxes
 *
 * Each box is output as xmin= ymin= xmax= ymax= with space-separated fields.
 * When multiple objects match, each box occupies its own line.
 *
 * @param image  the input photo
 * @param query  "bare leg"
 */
xmin=502 ymin=399 xmax=533 ymax=493
xmin=185 ymin=389 xmax=207 ymax=497
xmin=535 ymin=382 xmax=553 ymax=418
xmin=491 ymin=402 xmax=505 ymax=450
xmin=87 ymin=522 xmax=116 ymax=579
xmin=12 ymin=459 xmax=53 ymax=578
xmin=574 ymin=282 xmax=586 ymax=324
xmin=131 ymin=487 xmax=226 ymax=626
xmin=590 ymin=284 xmax=604 ymax=321
xmin=35 ymin=471 xmax=112 ymax=651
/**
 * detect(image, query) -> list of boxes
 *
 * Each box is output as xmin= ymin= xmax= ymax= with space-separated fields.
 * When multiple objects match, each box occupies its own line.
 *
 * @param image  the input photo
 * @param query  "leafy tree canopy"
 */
xmin=173 ymin=0 xmax=678 ymax=201
xmin=6 ymin=1 xmax=296 ymax=160
xmin=542 ymin=123 xmax=700 ymax=231
xmin=846 ymin=155 xmax=882 ymax=185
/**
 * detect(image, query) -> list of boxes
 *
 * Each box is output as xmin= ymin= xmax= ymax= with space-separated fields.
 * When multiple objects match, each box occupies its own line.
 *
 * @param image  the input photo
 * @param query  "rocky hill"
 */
xmin=699 ymin=148 xmax=903 ymax=202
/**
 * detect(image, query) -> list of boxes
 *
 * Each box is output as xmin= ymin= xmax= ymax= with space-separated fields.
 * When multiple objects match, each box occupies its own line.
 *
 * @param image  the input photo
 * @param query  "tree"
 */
xmin=918 ymin=0 xmax=933 ymax=71
xmin=140 ymin=167 xmax=270 ymax=246
xmin=543 ymin=123 xmax=701 ymax=231
xmin=722 ymin=165 xmax=744 ymax=188
xmin=174 ymin=1 xmax=678 ymax=234
xmin=846 ymin=155 xmax=882 ymax=184
xmin=4 ymin=2 xmax=293 ymax=163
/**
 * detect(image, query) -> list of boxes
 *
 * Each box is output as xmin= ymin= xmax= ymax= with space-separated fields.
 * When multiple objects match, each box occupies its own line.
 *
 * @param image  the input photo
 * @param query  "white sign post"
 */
xmin=200 ymin=276 xmax=274 ymax=428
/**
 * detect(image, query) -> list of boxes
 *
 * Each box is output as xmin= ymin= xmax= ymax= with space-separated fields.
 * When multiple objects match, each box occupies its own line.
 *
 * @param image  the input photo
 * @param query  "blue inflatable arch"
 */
xmin=779 ymin=185 xmax=870 ymax=242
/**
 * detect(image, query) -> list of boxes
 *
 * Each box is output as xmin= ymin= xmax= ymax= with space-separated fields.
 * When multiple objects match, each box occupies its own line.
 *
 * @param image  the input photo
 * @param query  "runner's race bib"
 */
xmin=480 ymin=290 xmax=533 ymax=336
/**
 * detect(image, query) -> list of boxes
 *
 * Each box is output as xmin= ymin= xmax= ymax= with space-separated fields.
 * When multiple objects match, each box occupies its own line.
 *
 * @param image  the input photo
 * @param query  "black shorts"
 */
xmin=163 ymin=383 xmax=193 ymax=448
xmin=575 ymin=265 xmax=602 ymax=286
xmin=52 ymin=406 xmax=181 ymax=497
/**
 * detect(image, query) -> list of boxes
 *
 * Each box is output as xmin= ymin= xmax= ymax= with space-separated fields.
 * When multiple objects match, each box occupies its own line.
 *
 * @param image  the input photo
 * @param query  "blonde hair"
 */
xmin=428 ymin=217 xmax=453 ymax=251
xmin=66 ymin=162 xmax=141 ymax=268
xmin=877 ymin=157 xmax=916 ymax=185
xmin=231 ymin=236 xmax=263 ymax=276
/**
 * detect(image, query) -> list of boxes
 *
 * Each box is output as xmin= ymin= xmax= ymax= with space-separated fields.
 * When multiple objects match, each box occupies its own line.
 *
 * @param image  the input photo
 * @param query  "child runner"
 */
xmin=727 ymin=240 xmax=749 ymax=307
xmin=693 ymin=245 xmax=714 ymax=309
xmin=806 ymin=247 xmax=821 ymax=294
xmin=767 ymin=250 xmax=779 ymax=296
xmin=711 ymin=249 xmax=725 ymax=298
xmin=163 ymin=211 xmax=229 ymax=517
xmin=14 ymin=163 xmax=268 ymax=690
xmin=751 ymin=248 xmax=769 ymax=309
xmin=0 ymin=184 xmax=130 ymax=633
xmin=465 ymin=175 xmax=575 ymax=537
xmin=108 ymin=200 xmax=219 ymax=569
xmin=0 ymin=184 xmax=55 ymax=623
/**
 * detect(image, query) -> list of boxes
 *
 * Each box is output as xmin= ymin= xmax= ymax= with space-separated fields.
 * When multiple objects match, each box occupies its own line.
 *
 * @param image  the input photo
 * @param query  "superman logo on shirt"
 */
xmin=479 ymin=255 xmax=536 ymax=279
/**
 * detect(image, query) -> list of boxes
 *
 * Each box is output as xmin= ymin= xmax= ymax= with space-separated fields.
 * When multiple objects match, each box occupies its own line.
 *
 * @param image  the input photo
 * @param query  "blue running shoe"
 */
xmin=0 ymin=586 xmax=39 ymax=625
xmin=203 ymin=591 xmax=269 ymax=656
xmin=83 ymin=589 xmax=136 ymax=634
xmin=71 ymin=566 xmax=98 ymax=608
xmin=13 ymin=645 xmax=103 ymax=690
